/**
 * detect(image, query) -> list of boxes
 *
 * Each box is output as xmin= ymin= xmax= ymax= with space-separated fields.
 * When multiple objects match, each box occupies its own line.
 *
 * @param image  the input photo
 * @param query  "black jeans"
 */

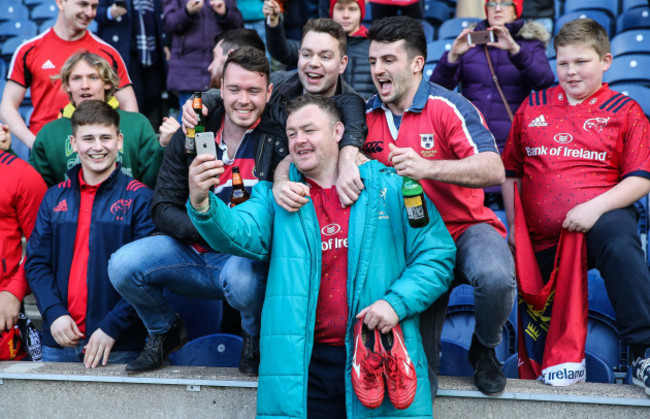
xmin=535 ymin=206 xmax=650 ymax=346
xmin=307 ymin=343 xmax=346 ymax=418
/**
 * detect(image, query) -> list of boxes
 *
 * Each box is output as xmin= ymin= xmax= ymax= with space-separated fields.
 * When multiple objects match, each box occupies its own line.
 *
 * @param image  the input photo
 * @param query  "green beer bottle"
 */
xmin=402 ymin=177 xmax=429 ymax=228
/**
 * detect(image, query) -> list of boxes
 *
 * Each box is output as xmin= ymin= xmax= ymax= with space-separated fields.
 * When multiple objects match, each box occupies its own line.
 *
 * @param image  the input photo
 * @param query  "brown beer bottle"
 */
xmin=230 ymin=166 xmax=250 ymax=207
xmin=193 ymin=92 xmax=205 ymax=134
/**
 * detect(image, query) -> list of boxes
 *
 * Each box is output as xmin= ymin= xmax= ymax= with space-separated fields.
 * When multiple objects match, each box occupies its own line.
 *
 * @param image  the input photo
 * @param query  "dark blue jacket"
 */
xmin=95 ymin=0 xmax=168 ymax=69
xmin=25 ymin=164 xmax=154 ymax=351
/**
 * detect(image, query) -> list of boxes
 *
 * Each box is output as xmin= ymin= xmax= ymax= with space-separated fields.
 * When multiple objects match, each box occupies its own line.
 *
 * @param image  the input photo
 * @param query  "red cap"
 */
xmin=330 ymin=0 xmax=366 ymax=22
xmin=485 ymin=0 xmax=523 ymax=18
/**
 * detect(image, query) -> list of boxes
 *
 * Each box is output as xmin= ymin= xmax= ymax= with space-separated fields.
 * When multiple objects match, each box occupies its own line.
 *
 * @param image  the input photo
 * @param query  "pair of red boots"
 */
xmin=351 ymin=320 xmax=417 ymax=410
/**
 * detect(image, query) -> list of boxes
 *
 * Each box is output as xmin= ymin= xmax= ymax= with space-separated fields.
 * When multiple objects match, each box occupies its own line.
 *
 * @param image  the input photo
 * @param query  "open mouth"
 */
xmin=90 ymin=153 xmax=107 ymax=161
xmin=377 ymin=77 xmax=392 ymax=95
xmin=235 ymin=109 xmax=253 ymax=115
xmin=306 ymin=72 xmax=323 ymax=83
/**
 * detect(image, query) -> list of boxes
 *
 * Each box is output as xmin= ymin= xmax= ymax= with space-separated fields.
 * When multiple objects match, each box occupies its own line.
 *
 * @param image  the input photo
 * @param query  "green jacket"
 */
xmin=188 ymin=160 xmax=456 ymax=418
xmin=29 ymin=100 xmax=164 ymax=188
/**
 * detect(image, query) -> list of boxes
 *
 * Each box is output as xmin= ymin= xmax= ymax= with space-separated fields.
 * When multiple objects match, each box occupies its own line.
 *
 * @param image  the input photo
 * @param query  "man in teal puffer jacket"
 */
xmin=187 ymin=95 xmax=456 ymax=418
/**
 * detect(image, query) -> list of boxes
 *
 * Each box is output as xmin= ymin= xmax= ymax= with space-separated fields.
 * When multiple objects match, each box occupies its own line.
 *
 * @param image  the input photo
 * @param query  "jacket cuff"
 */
xmin=98 ymin=314 xmax=125 ymax=340
xmin=44 ymin=304 xmax=70 ymax=326
xmin=382 ymin=293 xmax=408 ymax=322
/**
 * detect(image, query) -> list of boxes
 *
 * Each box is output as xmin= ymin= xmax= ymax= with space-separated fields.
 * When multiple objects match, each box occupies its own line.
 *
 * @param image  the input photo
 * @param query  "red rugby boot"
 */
xmin=378 ymin=324 xmax=417 ymax=409
xmin=351 ymin=320 xmax=385 ymax=408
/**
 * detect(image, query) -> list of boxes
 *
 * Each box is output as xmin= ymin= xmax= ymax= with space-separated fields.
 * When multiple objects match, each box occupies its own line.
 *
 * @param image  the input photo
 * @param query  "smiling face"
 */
xmin=556 ymin=42 xmax=611 ymax=105
xmin=298 ymin=31 xmax=348 ymax=97
xmin=331 ymin=1 xmax=361 ymax=35
xmin=57 ymin=0 xmax=98 ymax=34
xmin=221 ymin=63 xmax=272 ymax=129
xmin=287 ymin=104 xmax=343 ymax=180
xmin=64 ymin=59 xmax=110 ymax=105
xmin=368 ymin=39 xmax=423 ymax=114
xmin=71 ymin=123 xmax=122 ymax=185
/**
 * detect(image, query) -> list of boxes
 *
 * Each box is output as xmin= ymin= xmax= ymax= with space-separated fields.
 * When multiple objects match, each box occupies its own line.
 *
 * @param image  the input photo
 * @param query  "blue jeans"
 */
xmin=420 ymin=223 xmax=515 ymax=395
xmin=42 ymin=340 xmax=139 ymax=364
xmin=108 ymin=235 xmax=267 ymax=336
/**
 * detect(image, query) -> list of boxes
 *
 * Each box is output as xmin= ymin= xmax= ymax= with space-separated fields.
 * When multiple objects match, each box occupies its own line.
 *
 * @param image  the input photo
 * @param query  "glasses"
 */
xmin=486 ymin=1 xmax=515 ymax=9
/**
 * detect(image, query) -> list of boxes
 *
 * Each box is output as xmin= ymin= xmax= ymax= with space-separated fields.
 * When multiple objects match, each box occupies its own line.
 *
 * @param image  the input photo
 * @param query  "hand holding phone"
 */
xmin=467 ymin=30 xmax=496 ymax=45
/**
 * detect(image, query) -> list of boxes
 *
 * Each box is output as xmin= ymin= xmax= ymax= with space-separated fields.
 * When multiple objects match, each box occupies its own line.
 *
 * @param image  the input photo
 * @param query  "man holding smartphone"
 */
xmin=108 ymin=47 xmax=284 ymax=376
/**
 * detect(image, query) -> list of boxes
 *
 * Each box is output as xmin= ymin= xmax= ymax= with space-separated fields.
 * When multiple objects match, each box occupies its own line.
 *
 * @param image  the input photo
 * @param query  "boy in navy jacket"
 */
xmin=26 ymin=100 xmax=155 ymax=368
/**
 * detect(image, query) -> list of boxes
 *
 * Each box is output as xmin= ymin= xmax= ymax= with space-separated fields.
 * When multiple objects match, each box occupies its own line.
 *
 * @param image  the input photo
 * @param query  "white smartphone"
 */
xmin=195 ymin=131 xmax=218 ymax=159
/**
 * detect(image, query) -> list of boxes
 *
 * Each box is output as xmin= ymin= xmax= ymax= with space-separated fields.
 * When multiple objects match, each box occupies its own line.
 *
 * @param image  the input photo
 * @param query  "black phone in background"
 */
xmin=114 ymin=0 xmax=127 ymax=8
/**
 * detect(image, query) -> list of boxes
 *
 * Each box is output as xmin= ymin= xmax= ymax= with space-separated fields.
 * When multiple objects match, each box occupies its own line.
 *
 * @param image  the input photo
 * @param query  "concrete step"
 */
xmin=1 ymin=361 xmax=649 ymax=418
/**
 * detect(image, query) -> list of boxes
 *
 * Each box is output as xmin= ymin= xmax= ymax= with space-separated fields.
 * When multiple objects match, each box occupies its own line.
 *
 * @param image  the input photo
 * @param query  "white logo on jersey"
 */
xmin=558 ymin=93 xmax=564 ymax=101
xmin=420 ymin=133 xmax=434 ymax=150
xmin=528 ymin=115 xmax=548 ymax=127
xmin=589 ymin=98 xmax=598 ymax=105
xmin=553 ymin=133 xmax=573 ymax=144
xmin=321 ymin=223 xmax=341 ymax=236
xmin=583 ymin=117 xmax=610 ymax=133
xmin=41 ymin=60 xmax=56 ymax=70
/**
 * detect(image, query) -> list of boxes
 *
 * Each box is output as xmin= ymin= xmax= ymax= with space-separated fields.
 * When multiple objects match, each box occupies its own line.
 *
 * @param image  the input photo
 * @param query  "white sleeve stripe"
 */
xmin=428 ymin=94 xmax=498 ymax=154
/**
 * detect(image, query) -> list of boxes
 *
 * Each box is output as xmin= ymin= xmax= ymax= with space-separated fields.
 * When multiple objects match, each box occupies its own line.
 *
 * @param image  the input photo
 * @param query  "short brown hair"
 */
xmin=54 ymin=52 xmax=120 ymax=103
xmin=222 ymin=46 xmax=270 ymax=85
xmin=71 ymin=100 xmax=120 ymax=136
xmin=302 ymin=18 xmax=347 ymax=58
xmin=554 ymin=18 xmax=611 ymax=58
xmin=287 ymin=94 xmax=342 ymax=127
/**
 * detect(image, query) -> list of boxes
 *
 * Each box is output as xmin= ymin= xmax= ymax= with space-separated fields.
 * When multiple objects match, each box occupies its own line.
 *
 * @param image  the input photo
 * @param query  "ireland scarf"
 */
xmin=514 ymin=184 xmax=588 ymax=386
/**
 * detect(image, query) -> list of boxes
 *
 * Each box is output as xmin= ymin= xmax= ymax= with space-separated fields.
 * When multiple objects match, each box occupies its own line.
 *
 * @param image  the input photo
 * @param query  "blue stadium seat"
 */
xmin=363 ymin=2 xmax=371 ymax=24
xmin=502 ymin=353 xmax=518 ymax=378
xmin=427 ymin=39 xmax=453 ymax=63
xmin=617 ymin=7 xmax=650 ymax=33
xmin=18 ymin=105 xmax=33 ymax=124
xmin=437 ymin=17 xmax=480 ymax=40
xmin=587 ymin=270 xmax=616 ymax=323
xmin=439 ymin=338 xmax=474 ymax=377
xmin=30 ymin=3 xmax=58 ymax=22
xmin=585 ymin=351 xmax=616 ymax=383
xmin=554 ymin=11 xmax=613 ymax=37
xmin=563 ymin=0 xmax=618 ymax=19
xmin=24 ymin=0 xmax=48 ymax=7
xmin=603 ymin=54 xmax=650 ymax=86
xmin=610 ymin=30 xmax=650 ymax=57
xmin=554 ymin=0 xmax=563 ymax=19
xmin=442 ymin=309 xmax=512 ymax=362
xmin=546 ymin=41 xmax=556 ymax=59
xmin=623 ymin=0 xmax=649 ymax=11
xmin=548 ymin=58 xmax=558 ymax=85
xmin=167 ymin=333 xmax=243 ymax=367
xmin=0 ymin=4 xmax=30 ymax=22
xmin=424 ymin=62 xmax=436 ymax=81
xmin=492 ymin=209 xmax=508 ymax=234
xmin=420 ymin=19 xmax=435 ymax=42
xmin=0 ymin=20 xmax=38 ymax=42
xmin=39 ymin=17 xmax=57 ymax=33
xmin=88 ymin=20 xmax=98 ymax=34
xmin=424 ymin=1 xmax=451 ymax=27
xmin=1 ymin=37 xmax=26 ymax=59
xmin=0 ymin=59 xmax=6 ymax=79
xmin=618 ymin=84 xmax=650 ymax=117
xmin=586 ymin=316 xmax=619 ymax=370
xmin=163 ymin=290 xmax=223 ymax=341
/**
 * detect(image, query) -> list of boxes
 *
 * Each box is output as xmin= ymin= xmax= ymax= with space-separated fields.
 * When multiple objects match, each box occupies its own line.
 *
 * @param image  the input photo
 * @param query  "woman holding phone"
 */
xmin=430 ymin=0 xmax=554 ymax=208
xmin=162 ymin=0 xmax=243 ymax=117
